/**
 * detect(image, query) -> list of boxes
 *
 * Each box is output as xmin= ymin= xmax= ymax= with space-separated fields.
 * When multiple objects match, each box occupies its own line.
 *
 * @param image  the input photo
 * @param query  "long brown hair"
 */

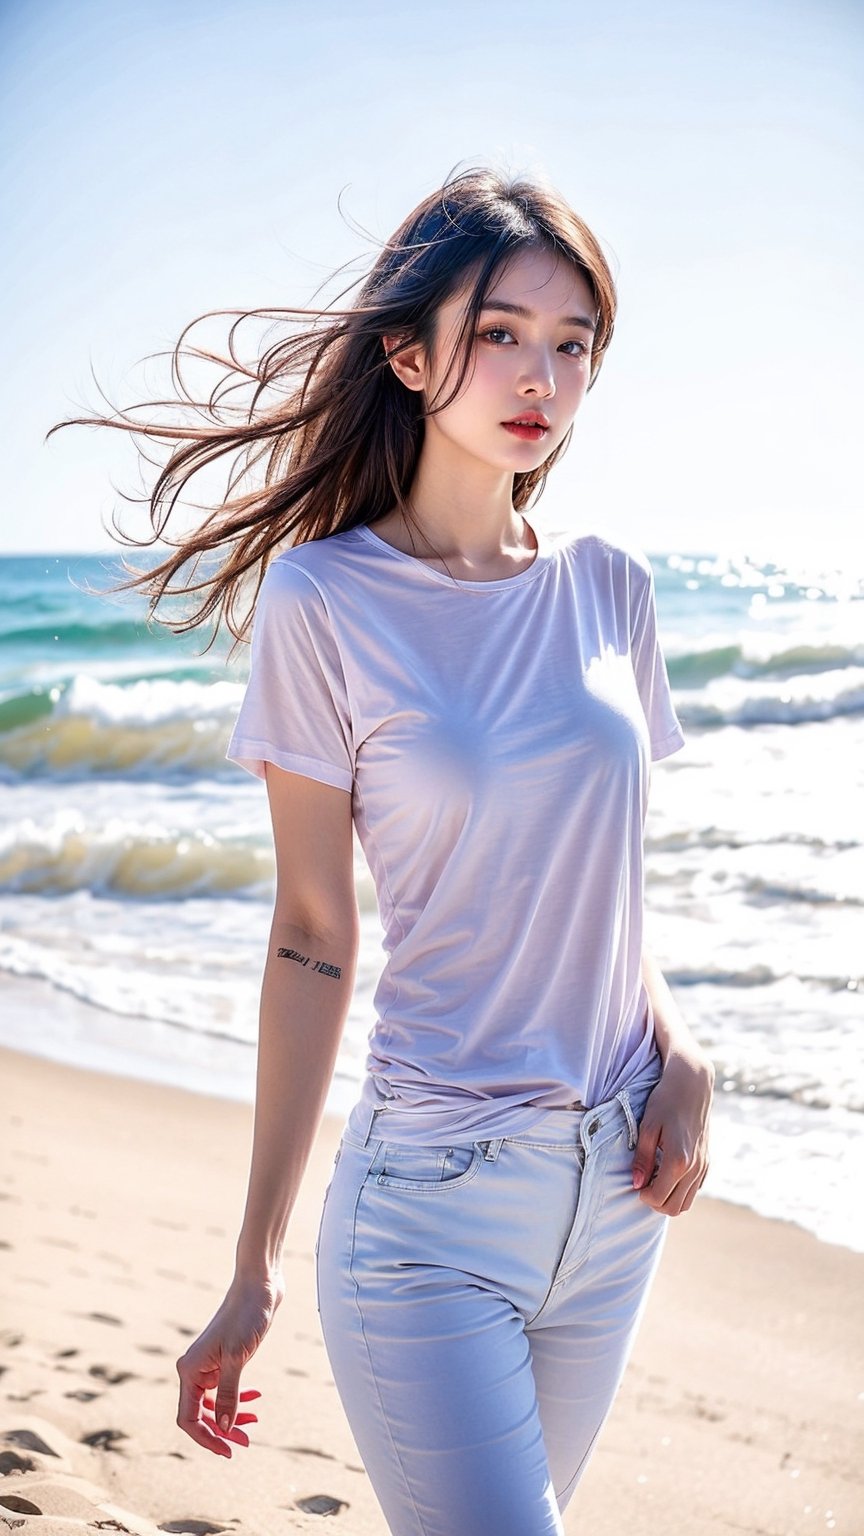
xmin=46 ymin=161 xmax=617 ymax=645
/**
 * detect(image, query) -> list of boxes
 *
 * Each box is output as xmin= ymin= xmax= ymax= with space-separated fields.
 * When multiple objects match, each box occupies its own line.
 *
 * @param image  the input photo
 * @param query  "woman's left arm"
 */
xmin=632 ymin=947 xmax=716 ymax=1217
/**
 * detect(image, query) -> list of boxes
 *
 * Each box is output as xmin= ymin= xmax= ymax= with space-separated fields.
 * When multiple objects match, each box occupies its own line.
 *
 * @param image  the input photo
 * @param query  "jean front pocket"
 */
xmin=371 ymin=1141 xmax=482 ymax=1194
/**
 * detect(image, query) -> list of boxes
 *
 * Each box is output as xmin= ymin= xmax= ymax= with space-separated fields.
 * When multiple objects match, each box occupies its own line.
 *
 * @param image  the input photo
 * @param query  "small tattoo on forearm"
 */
xmin=276 ymin=946 xmax=342 ymax=979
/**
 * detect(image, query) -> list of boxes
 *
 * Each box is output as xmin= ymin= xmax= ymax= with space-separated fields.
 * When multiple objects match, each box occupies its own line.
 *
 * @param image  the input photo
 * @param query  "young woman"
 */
xmin=53 ymin=163 xmax=714 ymax=1535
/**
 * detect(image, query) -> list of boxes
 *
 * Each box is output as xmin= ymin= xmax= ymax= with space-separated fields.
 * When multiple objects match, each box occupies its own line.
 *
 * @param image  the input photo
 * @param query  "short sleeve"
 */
xmin=629 ymin=557 xmax=685 ymax=762
xmin=226 ymin=557 xmax=355 ymax=791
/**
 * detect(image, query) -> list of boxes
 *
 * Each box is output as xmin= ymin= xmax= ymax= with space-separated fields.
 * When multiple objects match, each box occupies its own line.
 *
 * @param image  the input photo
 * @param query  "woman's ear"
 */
xmin=382 ymin=334 xmax=428 ymax=394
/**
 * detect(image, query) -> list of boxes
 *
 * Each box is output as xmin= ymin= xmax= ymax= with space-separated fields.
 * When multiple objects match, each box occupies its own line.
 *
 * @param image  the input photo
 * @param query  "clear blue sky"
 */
xmin=1 ymin=0 xmax=861 ymax=561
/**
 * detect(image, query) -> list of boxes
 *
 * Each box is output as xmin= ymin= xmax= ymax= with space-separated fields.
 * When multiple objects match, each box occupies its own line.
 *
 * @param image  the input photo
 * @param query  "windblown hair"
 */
xmin=47 ymin=161 xmax=617 ymax=644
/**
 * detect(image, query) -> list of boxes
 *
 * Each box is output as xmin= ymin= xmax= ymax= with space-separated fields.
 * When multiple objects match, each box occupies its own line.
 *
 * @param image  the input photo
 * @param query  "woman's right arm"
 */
xmin=176 ymin=763 xmax=359 ymax=1457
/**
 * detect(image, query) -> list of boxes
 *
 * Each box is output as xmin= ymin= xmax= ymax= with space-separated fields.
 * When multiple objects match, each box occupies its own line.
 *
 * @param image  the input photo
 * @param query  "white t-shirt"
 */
xmin=227 ymin=519 xmax=685 ymax=1143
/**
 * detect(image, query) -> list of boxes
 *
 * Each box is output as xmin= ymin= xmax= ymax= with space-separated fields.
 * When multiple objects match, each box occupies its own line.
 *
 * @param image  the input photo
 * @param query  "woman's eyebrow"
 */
xmin=479 ymin=300 xmax=596 ymax=333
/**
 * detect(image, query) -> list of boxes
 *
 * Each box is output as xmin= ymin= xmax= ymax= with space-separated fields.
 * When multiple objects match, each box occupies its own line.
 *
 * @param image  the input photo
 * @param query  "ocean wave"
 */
xmin=0 ymin=812 xmax=274 ymax=898
xmin=676 ymin=666 xmax=864 ymax=728
xmin=647 ymin=827 xmax=860 ymax=854
xmin=666 ymin=962 xmax=861 ymax=992
xmin=711 ymin=1064 xmax=863 ymax=1115
xmin=2 ymin=657 xmax=862 ymax=789
xmin=0 ymin=674 xmax=245 ymax=778
xmin=0 ymin=935 xmax=258 ymax=1043
xmin=666 ymin=638 xmax=864 ymax=687
xmin=0 ymin=615 xmax=177 ymax=652
xmin=738 ymin=874 xmax=863 ymax=908
xmin=0 ymin=810 xmax=382 ymax=906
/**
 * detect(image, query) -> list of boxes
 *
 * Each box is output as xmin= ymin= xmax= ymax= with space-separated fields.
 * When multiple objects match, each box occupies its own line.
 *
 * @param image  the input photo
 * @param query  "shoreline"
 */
xmin=1 ymin=1043 xmax=862 ymax=1535
xmin=0 ymin=969 xmax=858 ymax=1256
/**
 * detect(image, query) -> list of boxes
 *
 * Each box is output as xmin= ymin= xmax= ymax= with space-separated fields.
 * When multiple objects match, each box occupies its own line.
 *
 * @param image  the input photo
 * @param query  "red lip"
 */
xmin=502 ymin=412 xmax=550 ymax=428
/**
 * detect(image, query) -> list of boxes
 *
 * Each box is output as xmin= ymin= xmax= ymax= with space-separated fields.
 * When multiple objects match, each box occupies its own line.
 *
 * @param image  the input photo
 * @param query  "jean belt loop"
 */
xmin=361 ymin=1104 xmax=387 ymax=1149
xmin=615 ymin=1087 xmax=639 ymax=1150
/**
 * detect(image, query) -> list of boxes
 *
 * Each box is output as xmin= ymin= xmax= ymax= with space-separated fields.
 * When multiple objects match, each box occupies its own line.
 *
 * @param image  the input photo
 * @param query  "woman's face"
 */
xmin=423 ymin=245 xmax=597 ymax=471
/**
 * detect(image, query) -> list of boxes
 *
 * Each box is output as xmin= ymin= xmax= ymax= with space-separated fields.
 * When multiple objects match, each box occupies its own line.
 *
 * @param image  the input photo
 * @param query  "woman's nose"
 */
xmin=518 ymin=349 xmax=557 ymax=396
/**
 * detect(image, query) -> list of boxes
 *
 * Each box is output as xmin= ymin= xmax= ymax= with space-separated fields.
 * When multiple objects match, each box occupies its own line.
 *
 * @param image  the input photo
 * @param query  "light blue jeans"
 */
xmin=315 ymin=1060 xmax=668 ymax=1536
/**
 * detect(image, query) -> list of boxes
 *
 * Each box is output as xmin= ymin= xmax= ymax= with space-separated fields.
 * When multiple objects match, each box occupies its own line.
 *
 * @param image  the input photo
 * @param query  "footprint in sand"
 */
xmin=0 ymin=1451 xmax=36 ymax=1475
xmin=136 ymin=1345 xmax=169 ymax=1356
xmin=80 ymin=1312 xmax=124 ymax=1327
xmin=158 ymin=1520 xmax=228 ymax=1534
xmin=0 ymin=1494 xmax=43 ymax=1515
xmin=80 ymin=1429 xmax=129 ymax=1453
xmin=89 ymin=1366 xmax=137 ymax=1386
xmin=79 ymin=1425 xmax=127 ymax=1449
xmin=95 ymin=1252 xmax=131 ymax=1270
xmin=2 ymin=1430 xmax=59 ymax=1458
xmin=55 ymin=1348 xmax=79 ymax=1359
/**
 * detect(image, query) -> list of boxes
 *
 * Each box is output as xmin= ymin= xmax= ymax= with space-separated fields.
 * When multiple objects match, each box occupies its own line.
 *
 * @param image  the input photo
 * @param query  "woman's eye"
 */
xmin=480 ymin=328 xmax=587 ymax=357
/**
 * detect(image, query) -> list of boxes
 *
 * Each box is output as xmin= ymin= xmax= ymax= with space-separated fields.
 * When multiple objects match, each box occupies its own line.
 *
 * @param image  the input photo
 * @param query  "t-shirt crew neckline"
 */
xmin=355 ymin=517 xmax=557 ymax=590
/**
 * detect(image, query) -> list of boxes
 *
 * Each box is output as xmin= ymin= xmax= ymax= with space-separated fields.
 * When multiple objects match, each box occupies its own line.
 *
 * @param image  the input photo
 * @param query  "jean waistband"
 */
xmin=342 ymin=1059 xmax=662 ymax=1161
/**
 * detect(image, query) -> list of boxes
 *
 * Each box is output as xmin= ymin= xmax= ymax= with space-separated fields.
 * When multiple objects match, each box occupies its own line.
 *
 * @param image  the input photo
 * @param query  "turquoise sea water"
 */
xmin=0 ymin=535 xmax=862 ymax=1249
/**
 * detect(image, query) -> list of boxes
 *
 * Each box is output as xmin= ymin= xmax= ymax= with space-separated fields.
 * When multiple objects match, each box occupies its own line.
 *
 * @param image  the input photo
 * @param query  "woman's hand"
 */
xmin=631 ymin=1048 xmax=715 ymax=1217
xmin=175 ymin=1272 xmax=284 ymax=1457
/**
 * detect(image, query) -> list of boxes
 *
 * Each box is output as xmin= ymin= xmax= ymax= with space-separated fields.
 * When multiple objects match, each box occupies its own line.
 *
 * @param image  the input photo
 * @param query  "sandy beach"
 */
xmin=1 ymin=1044 xmax=861 ymax=1536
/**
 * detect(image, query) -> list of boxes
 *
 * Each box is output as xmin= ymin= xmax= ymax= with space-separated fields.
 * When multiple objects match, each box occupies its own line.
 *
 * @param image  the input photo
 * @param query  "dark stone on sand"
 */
xmin=294 ymin=1495 xmax=349 ymax=1516
xmin=65 ymin=1389 xmax=102 ymax=1402
xmin=2 ymin=1430 xmax=58 ymax=1457
xmin=86 ymin=1313 xmax=124 ymax=1327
